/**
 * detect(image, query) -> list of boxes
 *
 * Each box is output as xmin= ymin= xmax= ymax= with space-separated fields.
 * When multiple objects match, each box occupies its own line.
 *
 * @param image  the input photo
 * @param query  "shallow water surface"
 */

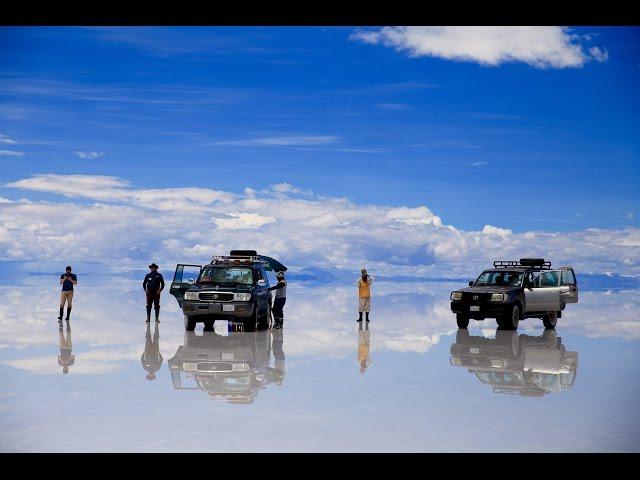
xmin=0 ymin=276 xmax=639 ymax=452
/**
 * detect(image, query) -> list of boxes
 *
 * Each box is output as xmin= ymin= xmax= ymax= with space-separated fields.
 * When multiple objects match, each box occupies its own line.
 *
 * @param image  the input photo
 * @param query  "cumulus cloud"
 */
xmin=74 ymin=150 xmax=105 ymax=159
xmin=481 ymin=225 xmax=513 ymax=237
xmin=2 ymin=174 xmax=639 ymax=276
xmin=350 ymin=27 xmax=608 ymax=68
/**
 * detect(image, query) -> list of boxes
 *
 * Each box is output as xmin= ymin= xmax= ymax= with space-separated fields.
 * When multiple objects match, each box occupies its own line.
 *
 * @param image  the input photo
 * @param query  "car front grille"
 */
xmin=199 ymin=292 xmax=234 ymax=302
xmin=461 ymin=292 xmax=492 ymax=303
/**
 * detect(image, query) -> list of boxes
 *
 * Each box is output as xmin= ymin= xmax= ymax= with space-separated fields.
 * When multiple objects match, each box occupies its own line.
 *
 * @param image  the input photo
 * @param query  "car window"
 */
xmin=561 ymin=269 xmax=576 ymax=285
xmin=537 ymin=271 xmax=559 ymax=287
xmin=474 ymin=271 xmax=523 ymax=287
xmin=199 ymin=266 xmax=254 ymax=285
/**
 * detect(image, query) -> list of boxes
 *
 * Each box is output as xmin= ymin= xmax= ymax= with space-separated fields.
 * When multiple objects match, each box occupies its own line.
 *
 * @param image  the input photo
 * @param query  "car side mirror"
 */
xmin=257 ymin=279 xmax=266 ymax=287
xmin=468 ymin=281 xmax=474 ymax=287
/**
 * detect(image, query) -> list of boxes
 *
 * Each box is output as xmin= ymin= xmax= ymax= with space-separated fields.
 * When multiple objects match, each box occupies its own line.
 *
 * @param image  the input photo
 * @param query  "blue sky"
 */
xmin=0 ymin=27 xmax=639 ymax=275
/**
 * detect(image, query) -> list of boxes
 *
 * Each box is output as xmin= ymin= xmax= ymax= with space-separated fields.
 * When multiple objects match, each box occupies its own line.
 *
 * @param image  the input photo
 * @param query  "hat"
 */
xmin=276 ymin=271 xmax=285 ymax=278
xmin=149 ymin=263 xmax=159 ymax=269
xmin=361 ymin=268 xmax=367 ymax=274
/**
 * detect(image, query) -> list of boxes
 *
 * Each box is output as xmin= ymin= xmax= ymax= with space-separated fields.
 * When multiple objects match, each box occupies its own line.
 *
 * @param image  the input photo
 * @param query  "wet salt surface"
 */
xmin=0 ymin=276 xmax=639 ymax=452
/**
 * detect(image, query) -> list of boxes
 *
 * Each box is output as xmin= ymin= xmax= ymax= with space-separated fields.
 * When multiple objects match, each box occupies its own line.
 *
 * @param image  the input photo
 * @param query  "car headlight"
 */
xmin=490 ymin=293 xmax=505 ymax=302
xmin=184 ymin=291 xmax=199 ymax=301
xmin=233 ymin=292 xmax=251 ymax=302
xmin=451 ymin=291 xmax=462 ymax=301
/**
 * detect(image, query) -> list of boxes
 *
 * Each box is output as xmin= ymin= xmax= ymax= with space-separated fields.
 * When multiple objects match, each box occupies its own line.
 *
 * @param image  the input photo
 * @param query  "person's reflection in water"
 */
xmin=267 ymin=329 xmax=286 ymax=384
xmin=141 ymin=322 xmax=163 ymax=381
xmin=357 ymin=321 xmax=372 ymax=374
xmin=58 ymin=322 xmax=75 ymax=374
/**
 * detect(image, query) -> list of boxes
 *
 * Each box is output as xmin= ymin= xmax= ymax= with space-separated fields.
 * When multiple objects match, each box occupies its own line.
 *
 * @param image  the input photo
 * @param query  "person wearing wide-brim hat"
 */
xmin=143 ymin=263 xmax=165 ymax=323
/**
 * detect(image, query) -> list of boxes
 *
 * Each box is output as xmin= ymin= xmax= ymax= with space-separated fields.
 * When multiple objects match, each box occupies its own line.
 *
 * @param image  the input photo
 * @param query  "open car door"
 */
xmin=170 ymin=264 xmax=202 ymax=308
xmin=258 ymin=255 xmax=287 ymax=272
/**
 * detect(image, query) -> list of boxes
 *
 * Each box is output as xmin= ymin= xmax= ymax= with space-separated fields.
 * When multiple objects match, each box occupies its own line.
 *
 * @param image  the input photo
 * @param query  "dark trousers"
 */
xmin=273 ymin=297 xmax=286 ymax=321
xmin=146 ymin=291 xmax=160 ymax=313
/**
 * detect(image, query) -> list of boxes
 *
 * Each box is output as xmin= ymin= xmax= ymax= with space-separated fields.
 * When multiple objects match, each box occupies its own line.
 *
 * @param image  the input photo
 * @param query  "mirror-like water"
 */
xmin=1 ymin=276 xmax=639 ymax=452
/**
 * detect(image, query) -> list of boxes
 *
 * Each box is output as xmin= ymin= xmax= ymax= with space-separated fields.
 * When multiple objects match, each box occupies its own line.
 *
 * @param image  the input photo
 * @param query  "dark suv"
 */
xmin=169 ymin=250 xmax=287 ymax=332
xmin=450 ymin=259 xmax=578 ymax=330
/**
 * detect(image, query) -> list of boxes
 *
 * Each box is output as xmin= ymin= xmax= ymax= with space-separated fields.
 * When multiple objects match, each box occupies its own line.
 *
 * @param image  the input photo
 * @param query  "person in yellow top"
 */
xmin=357 ymin=268 xmax=374 ymax=323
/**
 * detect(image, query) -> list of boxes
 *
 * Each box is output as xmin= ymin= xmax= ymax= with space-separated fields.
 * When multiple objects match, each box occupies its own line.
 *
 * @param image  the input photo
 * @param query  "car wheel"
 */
xmin=456 ymin=314 xmax=469 ymax=329
xmin=499 ymin=304 xmax=519 ymax=330
xmin=542 ymin=311 xmax=558 ymax=329
xmin=204 ymin=320 xmax=215 ymax=331
xmin=243 ymin=303 xmax=259 ymax=332
xmin=184 ymin=315 xmax=196 ymax=332
xmin=259 ymin=302 xmax=271 ymax=331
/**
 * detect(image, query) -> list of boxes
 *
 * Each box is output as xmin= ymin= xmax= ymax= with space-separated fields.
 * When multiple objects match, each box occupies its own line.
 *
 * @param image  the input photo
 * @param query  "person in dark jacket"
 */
xmin=268 ymin=271 xmax=287 ymax=329
xmin=58 ymin=265 xmax=78 ymax=322
xmin=143 ymin=263 xmax=165 ymax=323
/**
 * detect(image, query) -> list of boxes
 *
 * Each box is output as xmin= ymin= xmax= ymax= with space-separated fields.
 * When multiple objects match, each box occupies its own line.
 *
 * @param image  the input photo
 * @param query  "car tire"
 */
xmin=456 ymin=314 xmax=470 ymax=329
xmin=184 ymin=315 xmax=196 ymax=332
xmin=542 ymin=311 xmax=558 ymax=329
xmin=260 ymin=302 xmax=271 ymax=331
xmin=498 ymin=304 xmax=519 ymax=330
xmin=243 ymin=303 xmax=259 ymax=332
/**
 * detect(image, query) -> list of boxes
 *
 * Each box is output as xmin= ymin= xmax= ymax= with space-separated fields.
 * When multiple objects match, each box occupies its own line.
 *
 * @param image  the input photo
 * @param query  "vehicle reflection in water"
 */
xmin=450 ymin=329 xmax=578 ymax=397
xmin=168 ymin=324 xmax=285 ymax=404
xmin=58 ymin=322 xmax=74 ymax=374
xmin=357 ymin=322 xmax=371 ymax=374
xmin=141 ymin=323 xmax=163 ymax=381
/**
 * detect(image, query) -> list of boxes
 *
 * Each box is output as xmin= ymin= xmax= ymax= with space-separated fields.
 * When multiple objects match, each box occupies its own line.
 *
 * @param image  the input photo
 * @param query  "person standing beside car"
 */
xmin=268 ymin=271 xmax=287 ymax=329
xmin=58 ymin=266 xmax=77 ymax=322
xmin=143 ymin=263 xmax=165 ymax=323
xmin=357 ymin=268 xmax=374 ymax=323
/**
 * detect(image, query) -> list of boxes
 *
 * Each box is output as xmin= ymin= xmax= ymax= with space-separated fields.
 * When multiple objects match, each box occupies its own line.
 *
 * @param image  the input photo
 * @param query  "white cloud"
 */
xmin=351 ymin=27 xmax=608 ymax=68
xmin=481 ymin=225 xmax=512 ymax=237
xmin=0 ymin=134 xmax=17 ymax=145
xmin=74 ymin=150 xmax=105 ymax=159
xmin=2 ymin=174 xmax=640 ymax=276
xmin=465 ymin=161 xmax=488 ymax=167
xmin=210 ymin=135 xmax=339 ymax=147
xmin=0 ymin=150 xmax=23 ymax=156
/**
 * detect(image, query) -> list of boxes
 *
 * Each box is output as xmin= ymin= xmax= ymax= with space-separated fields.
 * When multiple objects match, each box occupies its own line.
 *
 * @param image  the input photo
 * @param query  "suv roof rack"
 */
xmin=211 ymin=254 xmax=270 ymax=268
xmin=493 ymin=258 xmax=551 ymax=270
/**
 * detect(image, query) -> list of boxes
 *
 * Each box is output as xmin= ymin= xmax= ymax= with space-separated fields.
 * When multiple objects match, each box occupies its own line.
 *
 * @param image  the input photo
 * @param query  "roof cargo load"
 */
xmin=229 ymin=250 xmax=258 ymax=257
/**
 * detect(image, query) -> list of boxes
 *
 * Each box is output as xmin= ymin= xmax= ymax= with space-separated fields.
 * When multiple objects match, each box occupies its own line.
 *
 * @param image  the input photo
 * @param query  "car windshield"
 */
xmin=474 ymin=270 xmax=524 ymax=287
xmin=198 ymin=266 xmax=254 ymax=285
